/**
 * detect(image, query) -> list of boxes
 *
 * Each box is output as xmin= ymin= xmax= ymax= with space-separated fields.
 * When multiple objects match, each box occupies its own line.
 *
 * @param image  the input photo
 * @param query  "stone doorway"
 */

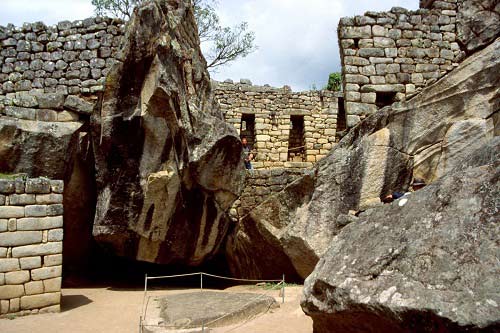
xmin=240 ymin=114 xmax=255 ymax=147
xmin=287 ymin=115 xmax=306 ymax=162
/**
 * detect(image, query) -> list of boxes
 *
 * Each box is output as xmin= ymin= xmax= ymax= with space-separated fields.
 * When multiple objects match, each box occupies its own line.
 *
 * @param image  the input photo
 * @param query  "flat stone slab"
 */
xmin=142 ymin=291 xmax=279 ymax=332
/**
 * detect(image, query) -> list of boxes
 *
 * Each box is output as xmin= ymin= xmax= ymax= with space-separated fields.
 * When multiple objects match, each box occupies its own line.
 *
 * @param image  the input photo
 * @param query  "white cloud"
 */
xmin=0 ymin=0 xmax=420 ymax=91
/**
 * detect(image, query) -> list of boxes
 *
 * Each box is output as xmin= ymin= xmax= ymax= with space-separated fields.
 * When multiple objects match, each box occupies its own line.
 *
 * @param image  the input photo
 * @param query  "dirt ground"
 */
xmin=0 ymin=285 xmax=312 ymax=333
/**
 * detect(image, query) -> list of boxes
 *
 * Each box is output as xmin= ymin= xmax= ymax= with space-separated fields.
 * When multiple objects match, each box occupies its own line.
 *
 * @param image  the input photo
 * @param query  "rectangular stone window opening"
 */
xmin=240 ymin=114 xmax=255 ymax=147
xmin=375 ymin=91 xmax=397 ymax=109
xmin=337 ymin=97 xmax=347 ymax=132
xmin=287 ymin=115 xmax=306 ymax=162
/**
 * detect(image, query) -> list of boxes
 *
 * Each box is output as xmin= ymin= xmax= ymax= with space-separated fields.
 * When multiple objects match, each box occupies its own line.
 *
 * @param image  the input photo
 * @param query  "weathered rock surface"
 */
xmin=0 ymin=117 xmax=83 ymax=179
xmin=226 ymin=38 xmax=499 ymax=280
xmin=91 ymin=0 xmax=244 ymax=265
xmin=457 ymin=0 xmax=500 ymax=53
xmin=302 ymin=161 xmax=500 ymax=332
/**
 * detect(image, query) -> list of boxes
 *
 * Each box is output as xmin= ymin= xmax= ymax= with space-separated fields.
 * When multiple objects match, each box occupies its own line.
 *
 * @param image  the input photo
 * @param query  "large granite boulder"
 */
xmin=91 ymin=0 xmax=244 ymax=265
xmin=301 ymin=159 xmax=500 ymax=332
xmin=457 ymin=0 xmax=500 ymax=53
xmin=226 ymin=38 xmax=499 ymax=280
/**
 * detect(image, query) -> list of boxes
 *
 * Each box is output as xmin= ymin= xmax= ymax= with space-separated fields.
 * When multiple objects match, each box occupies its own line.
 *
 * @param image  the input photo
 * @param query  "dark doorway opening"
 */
xmin=240 ymin=114 xmax=255 ymax=146
xmin=288 ymin=115 xmax=306 ymax=162
xmin=337 ymin=97 xmax=346 ymax=131
xmin=376 ymin=91 xmax=397 ymax=109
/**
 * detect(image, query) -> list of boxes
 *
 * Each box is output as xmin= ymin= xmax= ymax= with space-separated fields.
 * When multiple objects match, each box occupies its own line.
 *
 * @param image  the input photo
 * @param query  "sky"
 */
xmin=0 ymin=0 xmax=419 ymax=91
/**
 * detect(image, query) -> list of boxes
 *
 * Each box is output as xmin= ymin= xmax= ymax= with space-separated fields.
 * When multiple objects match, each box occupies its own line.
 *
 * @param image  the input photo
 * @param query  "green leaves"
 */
xmin=326 ymin=72 xmax=342 ymax=91
xmin=90 ymin=0 xmax=257 ymax=70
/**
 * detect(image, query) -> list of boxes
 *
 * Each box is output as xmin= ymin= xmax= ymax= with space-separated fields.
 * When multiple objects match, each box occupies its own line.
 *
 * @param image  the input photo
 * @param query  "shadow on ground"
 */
xmin=61 ymin=294 xmax=93 ymax=312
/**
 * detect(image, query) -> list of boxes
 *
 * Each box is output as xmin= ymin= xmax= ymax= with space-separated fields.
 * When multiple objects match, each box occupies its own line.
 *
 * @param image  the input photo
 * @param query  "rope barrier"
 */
xmin=140 ymin=271 xmax=286 ymax=333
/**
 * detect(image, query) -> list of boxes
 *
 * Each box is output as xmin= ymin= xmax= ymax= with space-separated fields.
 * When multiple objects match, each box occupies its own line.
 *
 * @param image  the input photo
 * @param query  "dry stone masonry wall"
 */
xmin=231 ymin=168 xmax=310 ymax=220
xmin=0 ymin=17 xmax=125 ymax=122
xmin=0 ymin=177 xmax=63 ymax=316
xmin=339 ymin=0 xmax=464 ymax=126
xmin=214 ymin=80 xmax=343 ymax=169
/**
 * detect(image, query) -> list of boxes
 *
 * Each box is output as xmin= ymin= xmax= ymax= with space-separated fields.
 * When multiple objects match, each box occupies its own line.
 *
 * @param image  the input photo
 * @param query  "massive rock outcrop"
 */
xmin=302 ymin=159 xmax=499 ymax=332
xmin=226 ymin=38 xmax=499 ymax=280
xmin=91 ymin=0 xmax=244 ymax=265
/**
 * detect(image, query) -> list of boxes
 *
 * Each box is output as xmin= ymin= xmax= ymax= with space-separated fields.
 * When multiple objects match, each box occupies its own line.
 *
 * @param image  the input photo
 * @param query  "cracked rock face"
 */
xmin=226 ymin=38 xmax=499 ymax=281
xmin=91 ymin=0 xmax=244 ymax=265
xmin=301 ymin=160 xmax=500 ymax=332
xmin=457 ymin=0 xmax=500 ymax=53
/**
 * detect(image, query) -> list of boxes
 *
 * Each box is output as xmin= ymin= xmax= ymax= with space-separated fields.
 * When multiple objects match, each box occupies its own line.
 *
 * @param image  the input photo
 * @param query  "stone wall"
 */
xmin=231 ymin=168 xmax=310 ymax=220
xmin=214 ymin=80 xmax=343 ymax=169
xmin=0 ymin=177 xmax=63 ymax=316
xmin=338 ymin=0 xmax=464 ymax=126
xmin=0 ymin=17 xmax=125 ymax=121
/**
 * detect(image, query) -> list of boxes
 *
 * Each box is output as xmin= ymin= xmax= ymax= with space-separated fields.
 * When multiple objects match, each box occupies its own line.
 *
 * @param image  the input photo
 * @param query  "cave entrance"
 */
xmin=287 ymin=115 xmax=305 ymax=162
xmin=375 ymin=91 xmax=397 ymax=109
xmin=240 ymin=114 xmax=255 ymax=146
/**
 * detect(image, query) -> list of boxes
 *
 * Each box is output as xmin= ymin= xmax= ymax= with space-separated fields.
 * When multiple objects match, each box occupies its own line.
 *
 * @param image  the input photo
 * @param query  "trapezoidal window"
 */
xmin=288 ymin=115 xmax=305 ymax=162
xmin=376 ymin=91 xmax=397 ymax=109
xmin=240 ymin=114 xmax=255 ymax=146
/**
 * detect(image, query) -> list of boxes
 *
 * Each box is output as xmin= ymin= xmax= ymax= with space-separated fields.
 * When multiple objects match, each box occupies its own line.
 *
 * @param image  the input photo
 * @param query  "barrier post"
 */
xmin=282 ymin=274 xmax=285 ymax=304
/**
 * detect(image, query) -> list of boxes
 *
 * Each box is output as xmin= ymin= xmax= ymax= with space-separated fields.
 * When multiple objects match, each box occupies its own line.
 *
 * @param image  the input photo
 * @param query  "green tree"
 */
xmin=326 ymin=72 xmax=342 ymax=91
xmin=91 ymin=0 xmax=256 ymax=70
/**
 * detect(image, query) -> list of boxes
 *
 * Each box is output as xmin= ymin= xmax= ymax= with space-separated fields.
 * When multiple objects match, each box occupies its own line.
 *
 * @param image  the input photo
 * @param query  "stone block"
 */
xmin=25 ymin=178 xmax=51 ymax=194
xmin=339 ymin=26 xmax=372 ymax=39
xmin=0 ymin=231 xmax=42 ymax=246
xmin=25 ymin=205 xmax=47 ymax=217
xmin=0 ymin=206 xmax=25 ymax=218
xmin=15 ymin=178 xmax=26 ymax=194
xmin=346 ymin=115 xmax=361 ymax=128
xmin=5 ymin=270 xmax=30 ymax=284
xmin=20 ymin=292 xmax=60 ymax=310
xmin=46 ymin=204 xmax=64 ymax=216
xmin=346 ymin=102 xmax=378 ymax=116
xmin=31 ymin=265 xmax=62 ymax=280
xmin=370 ymin=76 xmax=386 ymax=84
xmin=64 ymin=95 xmax=94 ymax=114
xmin=35 ymin=194 xmax=63 ymax=205
xmin=0 ymin=219 xmax=7 ymax=232
xmin=24 ymin=281 xmax=44 ymax=295
xmin=44 ymin=254 xmax=62 ymax=267
xmin=345 ymin=74 xmax=369 ymax=84
xmin=0 ymin=299 xmax=8 ymax=314
xmin=359 ymin=48 xmax=385 ymax=58
xmin=0 ymin=258 xmax=20 ymax=272
xmin=20 ymin=256 xmax=42 ymax=270
xmin=372 ymin=25 xmax=387 ymax=37
xmin=9 ymin=297 xmax=20 ymax=312
xmin=360 ymin=65 xmax=376 ymax=76
xmin=37 ymin=109 xmax=58 ymax=122
xmin=35 ymin=93 xmax=65 ymax=110
xmin=57 ymin=110 xmax=79 ymax=122
xmin=0 ymin=180 xmax=16 ymax=194
xmin=361 ymin=93 xmax=377 ymax=104
xmin=0 ymin=196 xmax=4 ymax=206
xmin=43 ymin=277 xmax=61 ymax=292
xmin=8 ymin=219 xmax=17 ymax=231
xmin=344 ymin=56 xmax=370 ymax=66
xmin=373 ymin=37 xmax=396 ymax=48
xmin=0 ymin=284 xmax=24 ymax=299
xmin=4 ymin=106 xmax=36 ymax=120
xmin=8 ymin=194 xmax=36 ymax=206
xmin=47 ymin=229 xmax=63 ymax=242
xmin=360 ymin=84 xmax=406 ymax=93
xmin=11 ymin=242 xmax=62 ymax=257
xmin=50 ymin=180 xmax=64 ymax=194
xmin=385 ymin=48 xmax=398 ymax=57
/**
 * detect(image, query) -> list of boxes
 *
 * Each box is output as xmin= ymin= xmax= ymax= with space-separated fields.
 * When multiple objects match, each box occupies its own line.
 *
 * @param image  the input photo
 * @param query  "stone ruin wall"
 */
xmin=214 ymin=80 xmax=342 ymax=169
xmin=0 ymin=17 xmax=124 ymax=121
xmin=231 ymin=168 xmax=310 ymax=220
xmin=0 ymin=177 xmax=63 ymax=316
xmin=338 ymin=0 xmax=464 ymax=126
